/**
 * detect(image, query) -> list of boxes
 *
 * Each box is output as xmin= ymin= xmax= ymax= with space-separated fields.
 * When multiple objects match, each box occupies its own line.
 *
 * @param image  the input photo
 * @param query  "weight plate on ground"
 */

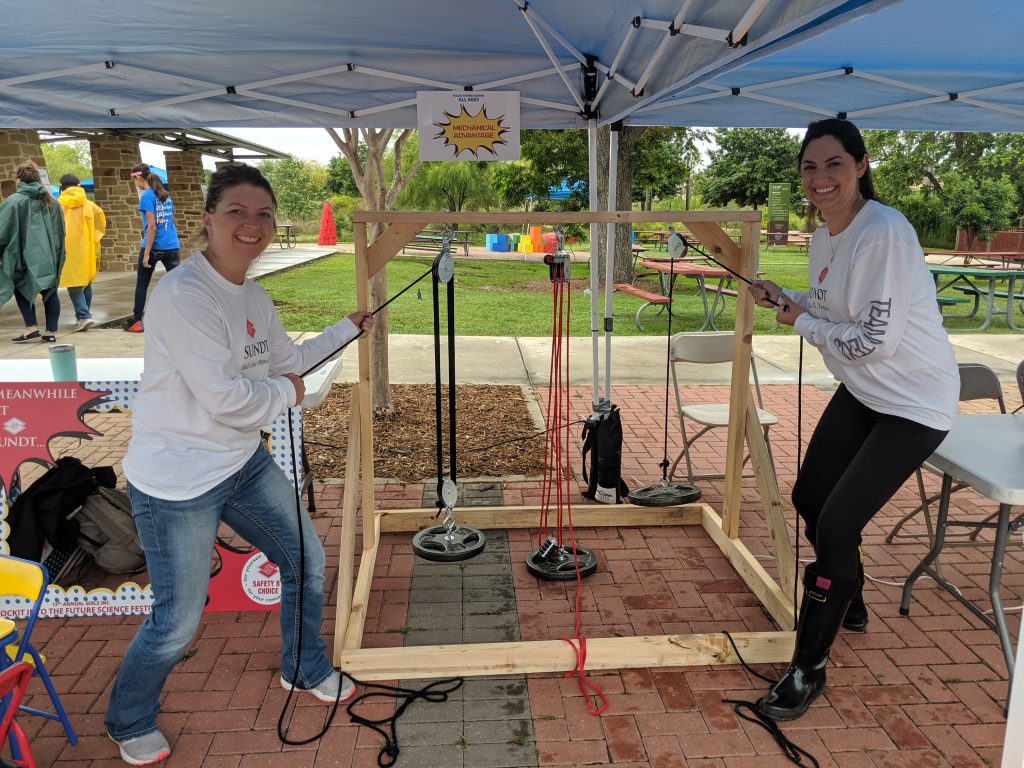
xmin=412 ymin=524 xmax=486 ymax=562
xmin=628 ymin=482 xmax=702 ymax=506
xmin=526 ymin=542 xmax=598 ymax=581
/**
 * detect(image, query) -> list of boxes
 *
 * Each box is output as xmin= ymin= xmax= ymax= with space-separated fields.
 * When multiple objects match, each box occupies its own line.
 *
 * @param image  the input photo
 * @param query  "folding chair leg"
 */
xmin=26 ymin=648 xmax=77 ymax=745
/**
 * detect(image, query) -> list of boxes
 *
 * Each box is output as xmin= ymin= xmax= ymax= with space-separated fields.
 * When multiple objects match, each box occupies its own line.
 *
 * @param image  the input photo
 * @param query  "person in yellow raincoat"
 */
xmin=58 ymin=174 xmax=106 ymax=332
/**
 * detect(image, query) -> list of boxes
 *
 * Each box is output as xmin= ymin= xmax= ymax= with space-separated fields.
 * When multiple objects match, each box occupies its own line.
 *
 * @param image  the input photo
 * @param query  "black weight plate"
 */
xmin=412 ymin=525 xmax=486 ymax=562
xmin=628 ymin=482 xmax=702 ymax=506
xmin=526 ymin=543 xmax=598 ymax=581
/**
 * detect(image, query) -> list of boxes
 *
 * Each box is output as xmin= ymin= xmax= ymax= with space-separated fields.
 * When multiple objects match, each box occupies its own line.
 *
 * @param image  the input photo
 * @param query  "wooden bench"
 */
xmin=275 ymin=223 xmax=297 ymax=248
xmin=402 ymin=229 xmax=472 ymax=256
xmin=614 ymin=282 xmax=671 ymax=330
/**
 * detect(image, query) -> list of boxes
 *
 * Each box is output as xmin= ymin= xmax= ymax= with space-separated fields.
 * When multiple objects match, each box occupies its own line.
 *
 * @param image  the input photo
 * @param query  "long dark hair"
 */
xmin=132 ymin=162 xmax=170 ymax=202
xmin=15 ymin=161 xmax=54 ymax=211
xmin=194 ymin=163 xmax=278 ymax=247
xmin=798 ymin=119 xmax=878 ymax=202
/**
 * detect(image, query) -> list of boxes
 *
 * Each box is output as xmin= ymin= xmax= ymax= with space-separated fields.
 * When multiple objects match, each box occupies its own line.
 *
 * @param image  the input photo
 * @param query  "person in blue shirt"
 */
xmin=124 ymin=163 xmax=180 ymax=333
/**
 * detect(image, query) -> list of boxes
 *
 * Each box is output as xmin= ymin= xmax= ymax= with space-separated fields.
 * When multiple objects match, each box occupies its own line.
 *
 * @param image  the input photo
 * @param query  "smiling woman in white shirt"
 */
xmin=749 ymin=119 xmax=958 ymax=722
xmin=105 ymin=163 xmax=372 ymax=766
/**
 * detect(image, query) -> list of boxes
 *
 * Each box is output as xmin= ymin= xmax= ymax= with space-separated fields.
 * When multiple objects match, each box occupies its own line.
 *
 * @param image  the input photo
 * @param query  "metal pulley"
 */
xmin=412 ymin=477 xmax=486 ymax=562
xmin=667 ymin=229 xmax=688 ymax=260
xmin=433 ymin=229 xmax=455 ymax=283
xmin=526 ymin=536 xmax=598 ymax=581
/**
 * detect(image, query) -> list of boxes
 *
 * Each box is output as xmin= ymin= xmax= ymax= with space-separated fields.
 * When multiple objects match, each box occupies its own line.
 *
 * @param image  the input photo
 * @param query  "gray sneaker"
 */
xmin=279 ymin=670 xmax=356 ymax=703
xmin=75 ymin=318 xmax=95 ymax=332
xmin=109 ymin=729 xmax=170 ymax=765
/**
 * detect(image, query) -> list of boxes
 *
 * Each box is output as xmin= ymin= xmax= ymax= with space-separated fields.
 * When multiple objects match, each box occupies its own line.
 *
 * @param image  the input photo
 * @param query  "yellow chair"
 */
xmin=0 ymin=555 xmax=77 ymax=744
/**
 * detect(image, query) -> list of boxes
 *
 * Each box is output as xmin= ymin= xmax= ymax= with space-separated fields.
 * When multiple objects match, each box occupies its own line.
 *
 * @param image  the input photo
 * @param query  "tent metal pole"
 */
xmin=603 ymin=126 xmax=618 ymax=406
xmin=588 ymin=119 xmax=601 ymax=409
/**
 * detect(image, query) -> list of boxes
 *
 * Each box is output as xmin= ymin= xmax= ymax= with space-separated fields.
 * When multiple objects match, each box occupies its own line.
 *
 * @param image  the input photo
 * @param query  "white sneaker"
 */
xmin=75 ymin=318 xmax=95 ymax=332
xmin=279 ymin=670 xmax=356 ymax=703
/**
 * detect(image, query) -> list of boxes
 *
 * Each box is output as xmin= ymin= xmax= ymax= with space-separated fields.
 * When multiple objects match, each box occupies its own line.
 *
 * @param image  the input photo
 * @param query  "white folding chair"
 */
xmin=886 ymin=363 xmax=1006 ymax=548
xmin=667 ymin=331 xmax=778 ymax=484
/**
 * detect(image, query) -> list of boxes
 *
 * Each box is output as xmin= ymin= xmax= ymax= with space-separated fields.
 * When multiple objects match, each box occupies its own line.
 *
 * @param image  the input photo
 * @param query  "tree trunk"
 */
xmin=595 ymin=125 xmax=645 ymax=285
xmin=326 ymin=127 xmax=421 ymax=417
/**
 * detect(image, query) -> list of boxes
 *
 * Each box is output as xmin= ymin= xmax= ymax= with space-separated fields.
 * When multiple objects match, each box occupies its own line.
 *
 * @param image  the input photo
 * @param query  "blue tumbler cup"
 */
xmin=48 ymin=344 xmax=78 ymax=382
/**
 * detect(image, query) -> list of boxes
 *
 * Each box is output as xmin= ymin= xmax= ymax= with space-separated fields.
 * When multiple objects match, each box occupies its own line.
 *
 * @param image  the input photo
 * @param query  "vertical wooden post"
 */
xmin=720 ymin=221 xmax=759 ymax=538
xmin=333 ymin=389 xmax=362 ymax=663
xmin=354 ymin=223 xmax=376 ymax=551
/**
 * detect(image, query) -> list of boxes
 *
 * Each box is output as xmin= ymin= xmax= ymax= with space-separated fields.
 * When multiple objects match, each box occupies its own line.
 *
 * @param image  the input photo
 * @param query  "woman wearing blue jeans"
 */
xmin=106 ymin=164 xmax=372 ymax=766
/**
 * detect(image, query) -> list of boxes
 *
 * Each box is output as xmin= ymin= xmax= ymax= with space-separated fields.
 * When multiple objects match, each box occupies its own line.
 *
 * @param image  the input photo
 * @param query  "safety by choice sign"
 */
xmin=418 ymin=90 xmax=521 ymax=161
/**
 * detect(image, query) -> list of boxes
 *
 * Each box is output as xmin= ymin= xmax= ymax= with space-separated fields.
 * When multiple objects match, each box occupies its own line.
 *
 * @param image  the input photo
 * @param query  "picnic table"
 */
xmin=276 ymin=223 xmax=297 ymax=248
xmin=929 ymin=263 xmax=1024 ymax=331
xmin=614 ymin=259 xmax=734 ymax=331
xmin=634 ymin=230 xmax=669 ymax=250
xmin=402 ymin=228 xmax=472 ymax=256
xmin=761 ymin=230 xmax=812 ymax=249
xmin=927 ymin=250 xmax=1024 ymax=269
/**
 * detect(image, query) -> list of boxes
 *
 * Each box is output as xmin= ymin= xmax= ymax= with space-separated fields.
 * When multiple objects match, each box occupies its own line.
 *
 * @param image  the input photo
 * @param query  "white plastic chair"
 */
xmin=667 ymin=331 xmax=778 ymax=484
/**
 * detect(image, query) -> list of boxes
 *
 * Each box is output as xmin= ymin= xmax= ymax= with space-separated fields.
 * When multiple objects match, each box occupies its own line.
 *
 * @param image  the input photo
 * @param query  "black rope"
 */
xmin=447 ymin=271 xmax=458 ymax=487
xmin=433 ymin=270 xmax=445 ymax=504
xmin=659 ymin=256 xmax=676 ymax=482
xmin=345 ymin=677 xmax=464 ymax=768
xmin=720 ymin=632 xmax=820 ymax=768
xmin=300 ymin=265 xmax=434 ymax=378
xmin=683 ymin=236 xmax=783 ymax=308
xmin=276 ymin=260 xmax=460 ymax=752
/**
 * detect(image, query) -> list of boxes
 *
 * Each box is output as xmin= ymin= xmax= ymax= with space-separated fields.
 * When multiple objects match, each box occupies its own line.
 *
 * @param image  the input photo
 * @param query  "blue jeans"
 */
xmin=131 ymin=247 xmax=180 ymax=323
xmin=105 ymin=446 xmax=334 ymax=740
xmin=14 ymin=289 xmax=60 ymax=332
xmin=67 ymin=284 xmax=92 ymax=320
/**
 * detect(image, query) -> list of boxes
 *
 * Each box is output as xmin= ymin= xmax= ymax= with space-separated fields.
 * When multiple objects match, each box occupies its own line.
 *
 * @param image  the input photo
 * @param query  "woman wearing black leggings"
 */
xmin=750 ymin=119 xmax=958 ymax=721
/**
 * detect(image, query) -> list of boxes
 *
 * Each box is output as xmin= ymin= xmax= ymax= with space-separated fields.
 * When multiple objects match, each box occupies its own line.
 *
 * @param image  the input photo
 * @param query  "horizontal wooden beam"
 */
xmin=337 ymin=631 xmax=794 ymax=681
xmin=378 ymin=503 xmax=705 ymax=533
xmin=352 ymin=210 xmax=761 ymax=225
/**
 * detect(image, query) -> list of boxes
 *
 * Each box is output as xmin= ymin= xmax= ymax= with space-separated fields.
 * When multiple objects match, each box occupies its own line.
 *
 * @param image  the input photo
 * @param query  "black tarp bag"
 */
xmin=580 ymin=406 xmax=629 ymax=504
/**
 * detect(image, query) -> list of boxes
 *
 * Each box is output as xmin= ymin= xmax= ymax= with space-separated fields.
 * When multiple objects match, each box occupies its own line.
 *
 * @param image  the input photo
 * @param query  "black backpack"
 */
xmin=7 ymin=457 xmax=116 ymax=561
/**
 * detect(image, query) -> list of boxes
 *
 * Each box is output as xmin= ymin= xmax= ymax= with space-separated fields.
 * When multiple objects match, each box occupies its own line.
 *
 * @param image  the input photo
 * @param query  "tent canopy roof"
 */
xmin=2 ymin=0 xmax=1021 ymax=134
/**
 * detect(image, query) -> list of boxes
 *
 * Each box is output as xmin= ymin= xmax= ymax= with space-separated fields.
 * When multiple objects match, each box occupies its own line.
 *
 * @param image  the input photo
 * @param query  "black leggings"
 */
xmin=792 ymin=384 xmax=947 ymax=584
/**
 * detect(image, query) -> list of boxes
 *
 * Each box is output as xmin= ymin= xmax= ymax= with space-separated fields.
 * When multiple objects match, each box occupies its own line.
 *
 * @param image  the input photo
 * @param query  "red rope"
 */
xmin=541 ymin=269 xmax=607 ymax=716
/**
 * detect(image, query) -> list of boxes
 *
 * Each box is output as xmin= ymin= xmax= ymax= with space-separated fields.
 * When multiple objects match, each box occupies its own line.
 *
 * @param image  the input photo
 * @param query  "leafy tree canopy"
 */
xmin=697 ymin=128 xmax=800 ymax=209
xmin=41 ymin=142 xmax=92 ymax=184
xmin=257 ymin=156 xmax=329 ymax=219
xmin=397 ymin=160 xmax=494 ymax=213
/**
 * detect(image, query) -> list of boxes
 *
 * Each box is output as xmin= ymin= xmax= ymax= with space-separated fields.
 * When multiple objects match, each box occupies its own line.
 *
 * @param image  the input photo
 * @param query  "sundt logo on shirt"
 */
xmin=246 ymin=319 xmax=255 ymax=337
xmin=818 ymin=266 xmax=829 ymax=283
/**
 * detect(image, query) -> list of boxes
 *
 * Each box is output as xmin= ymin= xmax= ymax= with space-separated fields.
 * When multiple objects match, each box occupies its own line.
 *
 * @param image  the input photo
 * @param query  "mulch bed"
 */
xmin=303 ymin=383 xmax=547 ymax=482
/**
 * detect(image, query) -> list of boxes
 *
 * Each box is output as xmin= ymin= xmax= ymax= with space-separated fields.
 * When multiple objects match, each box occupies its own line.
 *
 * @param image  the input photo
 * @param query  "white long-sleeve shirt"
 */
xmin=784 ymin=200 xmax=958 ymax=430
xmin=123 ymin=251 xmax=360 ymax=499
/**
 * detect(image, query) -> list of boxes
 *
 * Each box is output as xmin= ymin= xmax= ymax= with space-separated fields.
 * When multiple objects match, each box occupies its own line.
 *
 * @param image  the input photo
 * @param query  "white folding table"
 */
xmin=900 ymin=413 xmax=1024 ymax=699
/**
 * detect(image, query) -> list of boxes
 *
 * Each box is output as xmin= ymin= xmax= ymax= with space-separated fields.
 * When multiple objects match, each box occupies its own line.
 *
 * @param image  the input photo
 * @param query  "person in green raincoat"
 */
xmin=0 ymin=161 xmax=66 ymax=343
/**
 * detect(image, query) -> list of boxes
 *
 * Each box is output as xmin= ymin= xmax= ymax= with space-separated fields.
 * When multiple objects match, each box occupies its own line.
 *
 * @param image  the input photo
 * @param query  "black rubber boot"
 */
xmin=757 ymin=565 xmax=856 ymax=721
xmin=842 ymin=561 xmax=868 ymax=632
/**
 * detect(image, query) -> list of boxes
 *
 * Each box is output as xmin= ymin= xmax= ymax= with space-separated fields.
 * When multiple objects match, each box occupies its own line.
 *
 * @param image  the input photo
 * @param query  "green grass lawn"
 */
xmin=261 ymin=248 xmax=811 ymax=336
xmin=259 ymin=246 xmax=1018 ymax=336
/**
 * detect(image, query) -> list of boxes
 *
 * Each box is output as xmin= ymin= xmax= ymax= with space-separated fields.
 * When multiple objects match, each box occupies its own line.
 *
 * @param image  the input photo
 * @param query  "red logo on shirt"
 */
xmin=246 ymin=319 xmax=255 ymax=337
xmin=818 ymin=266 xmax=828 ymax=283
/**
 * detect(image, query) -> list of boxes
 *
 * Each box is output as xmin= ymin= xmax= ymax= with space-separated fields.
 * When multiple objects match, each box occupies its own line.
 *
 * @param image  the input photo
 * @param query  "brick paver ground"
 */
xmin=12 ymin=380 xmax=1022 ymax=767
